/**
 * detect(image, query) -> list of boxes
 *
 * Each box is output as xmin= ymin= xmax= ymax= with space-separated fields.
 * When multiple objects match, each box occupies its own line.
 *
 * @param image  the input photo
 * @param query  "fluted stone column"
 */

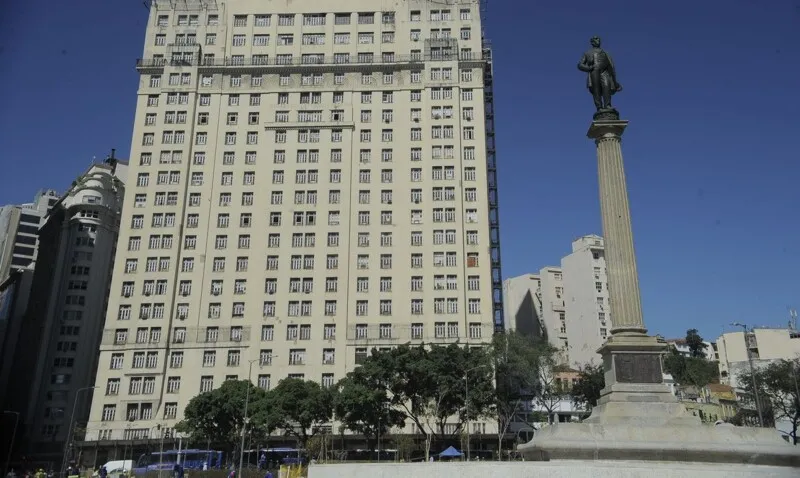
xmin=517 ymin=116 xmax=800 ymax=467
xmin=588 ymin=120 xmax=646 ymax=335
xmin=584 ymin=118 xmax=684 ymax=420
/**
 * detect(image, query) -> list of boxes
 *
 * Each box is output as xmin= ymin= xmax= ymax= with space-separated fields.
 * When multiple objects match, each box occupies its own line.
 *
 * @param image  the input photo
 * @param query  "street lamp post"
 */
xmin=464 ymin=364 xmax=491 ymax=461
xmin=3 ymin=410 xmax=20 ymax=475
xmin=61 ymin=386 xmax=98 ymax=477
xmin=731 ymin=323 xmax=764 ymax=427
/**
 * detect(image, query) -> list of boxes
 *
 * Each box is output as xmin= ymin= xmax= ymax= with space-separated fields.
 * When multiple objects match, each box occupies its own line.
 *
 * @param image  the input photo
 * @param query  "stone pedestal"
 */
xmin=584 ymin=334 xmax=698 ymax=427
xmin=517 ymin=117 xmax=800 ymax=468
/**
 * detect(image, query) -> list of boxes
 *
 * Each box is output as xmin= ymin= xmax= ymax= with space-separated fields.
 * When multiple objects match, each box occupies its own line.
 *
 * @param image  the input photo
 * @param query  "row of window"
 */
xmin=131 ymin=207 xmax=481 ymax=233
xmin=138 ymin=144 xmax=479 ymax=169
xmin=109 ymin=323 xmax=482 ymax=352
xmin=118 ymin=278 xmax=482 ymax=321
xmin=111 ymin=319 xmax=485 ymax=351
xmin=122 ymin=249 xmax=480 ymax=285
xmin=196 ymin=68 xmax=476 ymax=89
xmin=122 ymin=274 xmax=481 ymax=300
xmin=157 ymin=46 xmax=479 ymax=67
xmin=145 ymin=88 xmax=477 ymax=109
xmin=126 ymin=246 xmax=481 ymax=272
xmin=127 ymin=228 xmax=481 ymax=253
xmin=155 ymin=9 xmax=472 ymax=29
xmin=137 ymin=165 xmax=480 ymax=189
xmin=156 ymin=27 xmax=473 ymax=48
xmin=144 ymin=126 xmax=478 ymax=148
xmin=196 ymin=68 xmax=473 ymax=88
xmin=125 ymin=271 xmax=480 ymax=291
xmin=145 ymin=106 xmax=475 ymax=130
xmin=115 ymin=296 xmax=483 ymax=323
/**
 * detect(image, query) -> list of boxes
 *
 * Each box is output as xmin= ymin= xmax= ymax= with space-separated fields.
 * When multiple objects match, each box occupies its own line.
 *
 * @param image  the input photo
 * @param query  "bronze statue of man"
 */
xmin=578 ymin=36 xmax=623 ymax=117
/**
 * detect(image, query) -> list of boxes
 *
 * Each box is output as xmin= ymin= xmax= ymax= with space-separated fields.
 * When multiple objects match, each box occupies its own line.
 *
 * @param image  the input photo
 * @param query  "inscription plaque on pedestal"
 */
xmin=614 ymin=354 xmax=663 ymax=384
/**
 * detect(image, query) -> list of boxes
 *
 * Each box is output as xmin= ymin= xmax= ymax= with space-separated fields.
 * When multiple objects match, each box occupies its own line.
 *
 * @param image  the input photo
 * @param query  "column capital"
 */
xmin=587 ymin=119 xmax=629 ymax=143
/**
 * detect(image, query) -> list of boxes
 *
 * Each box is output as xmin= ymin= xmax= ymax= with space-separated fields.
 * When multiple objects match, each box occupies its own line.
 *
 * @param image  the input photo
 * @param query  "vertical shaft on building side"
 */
xmin=587 ymin=120 xmax=646 ymax=335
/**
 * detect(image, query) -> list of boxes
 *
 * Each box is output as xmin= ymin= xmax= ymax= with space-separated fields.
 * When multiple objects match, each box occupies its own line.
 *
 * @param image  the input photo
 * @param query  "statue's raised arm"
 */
xmin=578 ymin=36 xmax=623 ymax=120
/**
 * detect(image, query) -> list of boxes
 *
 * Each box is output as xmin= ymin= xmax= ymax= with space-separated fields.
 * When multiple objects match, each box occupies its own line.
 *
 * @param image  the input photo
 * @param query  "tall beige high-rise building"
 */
xmin=84 ymin=0 xmax=501 ymax=442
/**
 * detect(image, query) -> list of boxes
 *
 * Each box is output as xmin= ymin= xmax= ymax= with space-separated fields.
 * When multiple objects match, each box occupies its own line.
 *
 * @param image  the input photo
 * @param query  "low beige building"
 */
xmin=717 ymin=328 xmax=800 ymax=388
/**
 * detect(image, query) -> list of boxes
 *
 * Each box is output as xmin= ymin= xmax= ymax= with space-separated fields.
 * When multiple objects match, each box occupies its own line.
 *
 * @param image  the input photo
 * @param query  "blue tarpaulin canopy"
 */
xmin=439 ymin=446 xmax=463 ymax=457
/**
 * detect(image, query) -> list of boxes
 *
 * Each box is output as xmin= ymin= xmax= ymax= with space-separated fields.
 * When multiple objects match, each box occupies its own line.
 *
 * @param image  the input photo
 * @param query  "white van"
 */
xmin=102 ymin=460 xmax=133 ymax=478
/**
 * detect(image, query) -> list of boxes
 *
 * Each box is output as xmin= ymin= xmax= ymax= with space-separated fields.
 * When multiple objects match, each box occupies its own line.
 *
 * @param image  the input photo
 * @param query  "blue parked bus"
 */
xmin=132 ymin=450 xmax=223 ymax=476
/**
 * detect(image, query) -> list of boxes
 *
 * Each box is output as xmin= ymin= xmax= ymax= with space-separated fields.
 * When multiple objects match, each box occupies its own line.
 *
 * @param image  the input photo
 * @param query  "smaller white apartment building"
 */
xmin=503 ymin=235 xmax=609 ymax=367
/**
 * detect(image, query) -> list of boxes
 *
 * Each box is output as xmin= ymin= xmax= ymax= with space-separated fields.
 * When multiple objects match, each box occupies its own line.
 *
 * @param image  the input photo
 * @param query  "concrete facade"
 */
xmin=717 ymin=328 xmax=800 ymax=388
xmin=562 ymin=235 xmax=608 ymax=367
xmin=0 ymin=190 xmax=60 ymax=281
xmin=5 ymin=160 xmax=128 ymax=464
xmin=501 ymin=273 xmax=543 ymax=340
xmin=85 ymin=0 xmax=499 ymax=442
xmin=503 ymin=235 xmax=609 ymax=367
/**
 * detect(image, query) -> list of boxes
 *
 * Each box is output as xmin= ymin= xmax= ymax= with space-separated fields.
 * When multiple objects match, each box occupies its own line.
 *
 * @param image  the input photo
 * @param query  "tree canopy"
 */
xmin=174 ymin=336 xmax=560 ymax=457
xmin=175 ymin=379 xmax=269 ymax=447
xmin=261 ymin=377 xmax=335 ymax=447
xmin=333 ymin=372 xmax=406 ymax=449
xmin=490 ymin=331 xmax=559 ymax=440
xmin=570 ymin=363 xmax=605 ymax=410
xmin=338 ymin=344 xmax=495 ymax=441
xmin=662 ymin=349 xmax=719 ymax=389
xmin=737 ymin=358 xmax=800 ymax=444
xmin=685 ymin=328 xmax=708 ymax=358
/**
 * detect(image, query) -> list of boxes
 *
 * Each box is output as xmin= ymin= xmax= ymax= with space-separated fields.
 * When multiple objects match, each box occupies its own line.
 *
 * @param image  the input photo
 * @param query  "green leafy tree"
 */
xmin=662 ymin=350 xmax=719 ymax=389
xmin=175 ymin=380 xmax=269 ymax=449
xmin=738 ymin=359 xmax=800 ymax=444
xmin=344 ymin=344 xmax=494 ymax=458
xmin=333 ymin=373 xmax=406 ymax=451
xmin=685 ymin=329 xmax=708 ymax=358
xmin=491 ymin=331 xmax=558 ymax=451
xmin=262 ymin=378 xmax=335 ymax=448
xmin=571 ymin=363 xmax=605 ymax=411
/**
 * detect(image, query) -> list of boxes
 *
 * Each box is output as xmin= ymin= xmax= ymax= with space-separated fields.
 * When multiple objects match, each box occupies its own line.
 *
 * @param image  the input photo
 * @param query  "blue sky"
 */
xmin=1 ymin=1 xmax=798 ymax=341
